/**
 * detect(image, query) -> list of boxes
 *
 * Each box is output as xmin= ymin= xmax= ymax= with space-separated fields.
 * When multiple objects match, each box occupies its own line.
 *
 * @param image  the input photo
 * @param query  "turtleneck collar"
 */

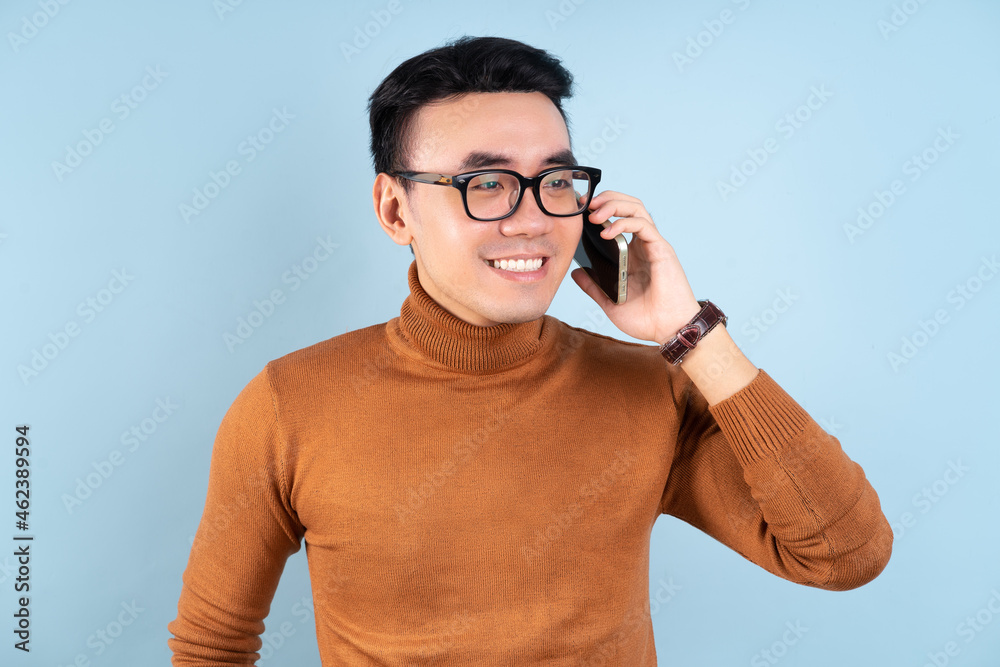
xmin=389 ymin=260 xmax=556 ymax=374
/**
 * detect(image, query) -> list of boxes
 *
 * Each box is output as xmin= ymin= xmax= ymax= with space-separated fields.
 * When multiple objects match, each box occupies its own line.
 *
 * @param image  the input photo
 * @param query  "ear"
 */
xmin=373 ymin=173 xmax=415 ymax=247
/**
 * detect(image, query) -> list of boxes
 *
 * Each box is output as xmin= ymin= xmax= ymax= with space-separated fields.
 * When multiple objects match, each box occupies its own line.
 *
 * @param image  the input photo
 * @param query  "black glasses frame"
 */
xmin=389 ymin=165 xmax=602 ymax=221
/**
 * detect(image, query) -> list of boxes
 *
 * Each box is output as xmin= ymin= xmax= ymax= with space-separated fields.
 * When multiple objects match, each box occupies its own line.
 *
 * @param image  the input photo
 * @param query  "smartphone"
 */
xmin=573 ymin=206 xmax=628 ymax=304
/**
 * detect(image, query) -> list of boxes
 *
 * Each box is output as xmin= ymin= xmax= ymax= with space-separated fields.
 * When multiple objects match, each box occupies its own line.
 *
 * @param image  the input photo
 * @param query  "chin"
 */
xmin=486 ymin=300 xmax=549 ymax=324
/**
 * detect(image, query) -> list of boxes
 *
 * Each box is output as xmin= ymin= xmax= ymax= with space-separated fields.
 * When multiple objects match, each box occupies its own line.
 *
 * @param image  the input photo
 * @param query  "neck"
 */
xmin=390 ymin=260 xmax=556 ymax=373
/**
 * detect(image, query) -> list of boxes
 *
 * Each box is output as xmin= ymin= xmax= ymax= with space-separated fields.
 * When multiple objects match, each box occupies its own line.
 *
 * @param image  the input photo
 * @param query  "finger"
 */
xmin=602 ymin=216 xmax=677 ymax=264
xmin=589 ymin=190 xmax=642 ymax=208
xmin=590 ymin=200 xmax=650 ymax=225
xmin=602 ymin=215 xmax=665 ymax=247
xmin=601 ymin=215 xmax=650 ymax=238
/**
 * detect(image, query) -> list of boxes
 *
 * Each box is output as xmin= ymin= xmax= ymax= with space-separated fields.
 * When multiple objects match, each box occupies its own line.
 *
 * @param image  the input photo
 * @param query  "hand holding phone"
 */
xmin=573 ymin=204 xmax=628 ymax=304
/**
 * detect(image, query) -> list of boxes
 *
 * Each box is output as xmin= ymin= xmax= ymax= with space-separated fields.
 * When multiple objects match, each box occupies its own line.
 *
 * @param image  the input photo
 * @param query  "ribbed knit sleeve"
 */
xmin=168 ymin=364 xmax=305 ymax=664
xmin=658 ymin=368 xmax=892 ymax=590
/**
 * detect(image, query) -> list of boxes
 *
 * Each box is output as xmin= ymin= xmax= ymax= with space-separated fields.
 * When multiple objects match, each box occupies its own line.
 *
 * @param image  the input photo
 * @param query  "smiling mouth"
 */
xmin=484 ymin=257 xmax=547 ymax=272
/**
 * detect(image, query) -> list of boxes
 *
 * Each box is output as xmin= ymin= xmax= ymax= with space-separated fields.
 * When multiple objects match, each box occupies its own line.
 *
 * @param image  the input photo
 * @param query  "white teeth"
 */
xmin=489 ymin=257 xmax=543 ymax=272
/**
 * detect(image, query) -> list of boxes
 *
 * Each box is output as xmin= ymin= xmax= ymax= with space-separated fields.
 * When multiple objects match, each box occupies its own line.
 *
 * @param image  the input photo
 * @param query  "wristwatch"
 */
xmin=658 ymin=300 xmax=728 ymax=365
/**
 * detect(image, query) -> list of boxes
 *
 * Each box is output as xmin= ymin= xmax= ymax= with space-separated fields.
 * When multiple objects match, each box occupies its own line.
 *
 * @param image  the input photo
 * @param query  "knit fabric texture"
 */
xmin=168 ymin=260 xmax=892 ymax=665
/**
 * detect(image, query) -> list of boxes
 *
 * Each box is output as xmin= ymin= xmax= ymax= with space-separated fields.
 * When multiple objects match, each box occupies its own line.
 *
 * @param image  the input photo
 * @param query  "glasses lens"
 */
xmin=466 ymin=172 xmax=521 ymax=220
xmin=540 ymin=169 xmax=591 ymax=215
xmin=465 ymin=169 xmax=592 ymax=220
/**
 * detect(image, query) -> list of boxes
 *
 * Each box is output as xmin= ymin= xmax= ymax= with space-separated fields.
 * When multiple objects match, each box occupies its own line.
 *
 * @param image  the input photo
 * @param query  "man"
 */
xmin=168 ymin=35 xmax=892 ymax=664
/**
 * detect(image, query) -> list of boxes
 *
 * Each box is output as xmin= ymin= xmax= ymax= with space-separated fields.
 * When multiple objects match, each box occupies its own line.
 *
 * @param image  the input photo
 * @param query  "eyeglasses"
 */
xmin=390 ymin=165 xmax=602 ymax=222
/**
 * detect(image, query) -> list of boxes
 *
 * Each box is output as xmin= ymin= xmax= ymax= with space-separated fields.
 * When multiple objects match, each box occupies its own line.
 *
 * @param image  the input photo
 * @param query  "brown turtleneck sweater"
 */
xmin=168 ymin=260 xmax=892 ymax=665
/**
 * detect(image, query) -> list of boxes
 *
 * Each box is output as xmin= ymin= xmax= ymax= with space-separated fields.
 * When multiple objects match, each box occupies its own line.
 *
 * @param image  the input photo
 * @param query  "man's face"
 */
xmin=392 ymin=91 xmax=583 ymax=327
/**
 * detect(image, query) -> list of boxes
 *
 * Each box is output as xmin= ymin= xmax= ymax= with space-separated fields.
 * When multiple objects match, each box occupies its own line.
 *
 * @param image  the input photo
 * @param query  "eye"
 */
xmin=471 ymin=180 xmax=501 ymax=191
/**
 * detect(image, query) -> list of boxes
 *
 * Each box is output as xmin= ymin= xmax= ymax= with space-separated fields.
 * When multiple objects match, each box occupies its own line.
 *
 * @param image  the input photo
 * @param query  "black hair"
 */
xmin=366 ymin=35 xmax=576 ymax=255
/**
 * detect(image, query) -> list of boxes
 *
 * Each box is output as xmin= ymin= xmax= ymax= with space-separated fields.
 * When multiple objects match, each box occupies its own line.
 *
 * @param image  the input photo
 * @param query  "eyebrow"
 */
xmin=457 ymin=149 xmax=577 ymax=172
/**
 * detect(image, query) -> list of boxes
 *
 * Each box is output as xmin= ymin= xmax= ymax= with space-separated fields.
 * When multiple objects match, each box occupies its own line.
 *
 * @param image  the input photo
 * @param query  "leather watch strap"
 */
xmin=658 ymin=300 xmax=728 ymax=365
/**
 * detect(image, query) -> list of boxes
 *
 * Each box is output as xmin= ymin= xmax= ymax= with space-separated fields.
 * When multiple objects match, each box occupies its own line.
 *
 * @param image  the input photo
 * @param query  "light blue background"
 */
xmin=2 ymin=1 xmax=999 ymax=665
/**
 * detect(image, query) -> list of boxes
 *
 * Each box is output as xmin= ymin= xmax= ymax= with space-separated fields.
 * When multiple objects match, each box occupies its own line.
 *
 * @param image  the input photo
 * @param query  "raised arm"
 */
xmin=659 ymin=362 xmax=893 ymax=590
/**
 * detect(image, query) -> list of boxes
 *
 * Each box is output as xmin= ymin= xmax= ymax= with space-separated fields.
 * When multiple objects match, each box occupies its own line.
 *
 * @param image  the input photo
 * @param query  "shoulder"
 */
xmin=542 ymin=315 xmax=691 ymax=419
xmin=261 ymin=322 xmax=393 ymax=398
xmin=271 ymin=322 xmax=386 ymax=367
xmin=545 ymin=315 xmax=680 ymax=383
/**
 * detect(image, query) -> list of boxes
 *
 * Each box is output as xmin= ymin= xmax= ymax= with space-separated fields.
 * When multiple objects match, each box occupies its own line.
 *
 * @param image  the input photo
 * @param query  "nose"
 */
xmin=498 ymin=185 xmax=554 ymax=238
